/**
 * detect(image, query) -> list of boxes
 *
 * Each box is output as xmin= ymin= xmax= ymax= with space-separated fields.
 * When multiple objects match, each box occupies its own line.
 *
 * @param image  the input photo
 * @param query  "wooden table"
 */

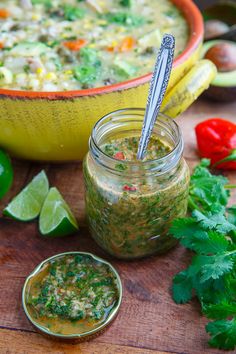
xmin=1 ymin=99 xmax=236 ymax=354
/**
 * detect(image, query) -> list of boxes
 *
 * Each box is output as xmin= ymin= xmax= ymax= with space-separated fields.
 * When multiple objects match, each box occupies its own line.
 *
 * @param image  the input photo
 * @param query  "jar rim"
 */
xmin=90 ymin=108 xmax=183 ymax=172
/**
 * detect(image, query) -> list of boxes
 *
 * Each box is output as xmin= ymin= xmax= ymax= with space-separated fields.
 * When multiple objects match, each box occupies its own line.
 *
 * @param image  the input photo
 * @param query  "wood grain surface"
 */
xmin=0 ymin=99 xmax=236 ymax=354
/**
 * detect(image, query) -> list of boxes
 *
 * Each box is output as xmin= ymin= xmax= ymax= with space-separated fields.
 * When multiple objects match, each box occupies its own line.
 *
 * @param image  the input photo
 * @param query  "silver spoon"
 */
xmin=137 ymin=34 xmax=175 ymax=160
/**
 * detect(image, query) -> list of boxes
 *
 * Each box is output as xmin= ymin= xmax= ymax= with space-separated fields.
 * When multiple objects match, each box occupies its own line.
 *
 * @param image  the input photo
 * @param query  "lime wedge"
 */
xmin=39 ymin=187 xmax=78 ymax=237
xmin=4 ymin=170 xmax=49 ymax=221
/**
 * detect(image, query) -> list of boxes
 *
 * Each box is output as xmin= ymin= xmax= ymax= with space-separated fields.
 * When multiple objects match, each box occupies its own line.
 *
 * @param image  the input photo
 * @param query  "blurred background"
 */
xmin=194 ymin=0 xmax=222 ymax=9
xmin=192 ymin=0 xmax=236 ymax=102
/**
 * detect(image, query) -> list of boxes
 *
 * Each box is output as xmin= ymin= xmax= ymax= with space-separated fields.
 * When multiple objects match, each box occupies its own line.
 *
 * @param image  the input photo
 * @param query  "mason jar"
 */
xmin=83 ymin=108 xmax=190 ymax=259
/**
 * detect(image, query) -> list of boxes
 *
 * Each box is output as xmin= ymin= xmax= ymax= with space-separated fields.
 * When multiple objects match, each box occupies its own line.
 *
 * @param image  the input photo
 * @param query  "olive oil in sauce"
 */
xmin=25 ymin=254 xmax=119 ymax=335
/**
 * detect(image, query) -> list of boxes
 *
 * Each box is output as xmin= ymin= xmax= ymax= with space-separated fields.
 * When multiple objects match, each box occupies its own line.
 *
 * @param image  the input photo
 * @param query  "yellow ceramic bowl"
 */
xmin=0 ymin=0 xmax=203 ymax=161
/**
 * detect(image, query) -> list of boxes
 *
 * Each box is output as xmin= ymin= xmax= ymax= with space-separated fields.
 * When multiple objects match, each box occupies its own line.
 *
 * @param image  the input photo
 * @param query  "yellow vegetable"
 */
xmin=45 ymin=72 xmax=57 ymax=80
xmin=161 ymin=60 xmax=217 ymax=118
xmin=0 ymin=67 xmax=13 ymax=84
xmin=36 ymin=67 xmax=43 ymax=75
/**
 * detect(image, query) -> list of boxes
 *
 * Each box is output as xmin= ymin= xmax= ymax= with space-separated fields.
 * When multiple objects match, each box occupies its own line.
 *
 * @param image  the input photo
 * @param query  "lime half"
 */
xmin=0 ymin=149 xmax=13 ymax=200
xmin=4 ymin=170 xmax=49 ymax=221
xmin=39 ymin=187 xmax=78 ymax=237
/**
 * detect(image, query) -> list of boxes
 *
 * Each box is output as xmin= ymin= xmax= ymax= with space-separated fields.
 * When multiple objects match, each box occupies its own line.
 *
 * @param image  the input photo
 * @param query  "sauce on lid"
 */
xmin=23 ymin=252 xmax=122 ymax=337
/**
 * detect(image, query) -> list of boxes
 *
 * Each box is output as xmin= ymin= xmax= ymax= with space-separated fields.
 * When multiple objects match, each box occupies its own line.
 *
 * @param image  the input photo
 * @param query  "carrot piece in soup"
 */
xmin=106 ymin=46 xmax=115 ymax=52
xmin=63 ymin=39 xmax=87 ymax=51
xmin=119 ymin=37 xmax=136 ymax=52
xmin=0 ymin=9 xmax=10 ymax=18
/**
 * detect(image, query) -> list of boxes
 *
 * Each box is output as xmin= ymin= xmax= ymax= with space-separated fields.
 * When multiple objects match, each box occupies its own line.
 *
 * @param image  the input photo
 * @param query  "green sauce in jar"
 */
xmin=83 ymin=109 xmax=190 ymax=259
xmin=102 ymin=136 xmax=171 ymax=161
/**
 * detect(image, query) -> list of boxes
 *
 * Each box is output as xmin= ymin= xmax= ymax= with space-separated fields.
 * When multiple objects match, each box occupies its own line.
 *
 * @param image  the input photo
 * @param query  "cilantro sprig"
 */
xmin=171 ymin=159 xmax=236 ymax=350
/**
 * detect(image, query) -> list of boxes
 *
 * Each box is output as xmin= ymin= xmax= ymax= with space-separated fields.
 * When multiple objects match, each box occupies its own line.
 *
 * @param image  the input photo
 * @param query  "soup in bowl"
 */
xmin=0 ymin=0 xmax=203 ymax=161
xmin=0 ymin=0 xmax=189 ymax=91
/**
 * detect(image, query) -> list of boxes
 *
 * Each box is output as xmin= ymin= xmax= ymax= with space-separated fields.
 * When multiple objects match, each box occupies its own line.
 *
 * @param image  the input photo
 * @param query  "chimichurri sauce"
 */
xmin=84 ymin=135 xmax=190 ymax=259
xmin=102 ymin=136 xmax=171 ymax=161
xmin=26 ymin=254 xmax=119 ymax=335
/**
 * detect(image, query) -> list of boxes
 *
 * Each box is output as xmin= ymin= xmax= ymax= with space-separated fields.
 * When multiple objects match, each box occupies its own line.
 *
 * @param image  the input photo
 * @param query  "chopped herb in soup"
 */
xmin=25 ymin=254 xmax=119 ymax=335
xmin=84 ymin=135 xmax=190 ymax=259
xmin=0 ymin=0 xmax=189 ymax=91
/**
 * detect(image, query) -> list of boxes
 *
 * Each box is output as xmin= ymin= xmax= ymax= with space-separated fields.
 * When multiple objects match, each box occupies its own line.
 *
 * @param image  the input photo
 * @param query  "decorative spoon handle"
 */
xmin=137 ymin=34 xmax=175 ymax=160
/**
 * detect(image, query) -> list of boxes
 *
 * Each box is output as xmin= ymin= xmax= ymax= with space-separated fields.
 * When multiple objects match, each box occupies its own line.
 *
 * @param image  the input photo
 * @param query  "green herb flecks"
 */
xmin=63 ymin=5 xmax=85 ymax=21
xmin=32 ymin=0 xmax=52 ymax=8
xmin=102 ymin=136 xmax=170 ymax=161
xmin=84 ymin=135 xmax=189 ymax=259
xmin=120 ymin=0 xmax=132 ymax=7
xmin=27 ymin=255 xmax=118 ymax=324
xmin=74 ymin=47 xmax=101 ymax=87
xmin=105 ymin=12 xmax=145 ymax=27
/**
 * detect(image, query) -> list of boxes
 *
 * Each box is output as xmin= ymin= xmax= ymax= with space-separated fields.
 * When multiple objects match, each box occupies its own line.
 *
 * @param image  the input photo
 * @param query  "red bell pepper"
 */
xmin=123 ymin=184 xmax=137 ymax=192
xmin=114 ymin=151 xmax=125 ymax=160
xmin=195 ymin=118 xmax=236 ymax=170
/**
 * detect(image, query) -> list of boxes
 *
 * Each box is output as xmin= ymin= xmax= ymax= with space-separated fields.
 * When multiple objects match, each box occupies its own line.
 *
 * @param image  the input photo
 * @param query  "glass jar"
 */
xmin=83 ymin=108 xmax=190 ymax=259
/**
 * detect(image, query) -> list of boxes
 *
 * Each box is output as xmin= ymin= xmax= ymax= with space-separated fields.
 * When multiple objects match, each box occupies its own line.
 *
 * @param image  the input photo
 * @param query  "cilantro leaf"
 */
xmin=170 ymin=219 xmax=229 ymax=254
xmin=172 ymin=270 xmax=193 ymax=304
xmin=170 ymin=218 xmax=207 ymax=249
xmin=199 ymin=254 xmax=234 ymax=282
xmin=171 ymin=160 xmax=236 ymax=350
xmin=170 ymin=218 xmax=199 ymax=238
xmin=190 ymin=180 xmax=228 ymax=208
xmin=199 ymin=158 xmax=211 ymax=167
xmin=191 ymin=159 xmax=225 ymax=182
xmin=191 ymin=231 xmax=229 ymax=255
xmin=226 ymin=206 xmax=236 ymax=243
xmin=192 ymin=209 xmax=236 ymax=234
xmin=227 ymin=205 xmax=236 ymax=225
xmin=203 ymin=301 xmax=236 ymax=319
xmin=206 ymin=319 xmax=236 ymax=350
xmin=224 ymin=277 xmax=236 ymax=305
xmin=195 ymin=277 xmax=228 ymax=305
xmin=189 ymin=160 xmax=229 ymax=211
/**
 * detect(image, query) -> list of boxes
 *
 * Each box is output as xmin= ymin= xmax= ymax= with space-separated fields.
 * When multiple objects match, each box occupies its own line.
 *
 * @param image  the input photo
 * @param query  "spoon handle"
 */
xmin=137 ymin=34 xmax=175 ymax=160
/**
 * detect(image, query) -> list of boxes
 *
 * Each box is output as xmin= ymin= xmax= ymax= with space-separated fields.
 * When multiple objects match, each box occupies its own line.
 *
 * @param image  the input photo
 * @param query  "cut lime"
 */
xmin=39 ymin=187 xmax=78 ymax=237
xmin=0 ymin=149 xmax=13 ymax=200
xmin=4 ymin=170 xmax=49 ymax=221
